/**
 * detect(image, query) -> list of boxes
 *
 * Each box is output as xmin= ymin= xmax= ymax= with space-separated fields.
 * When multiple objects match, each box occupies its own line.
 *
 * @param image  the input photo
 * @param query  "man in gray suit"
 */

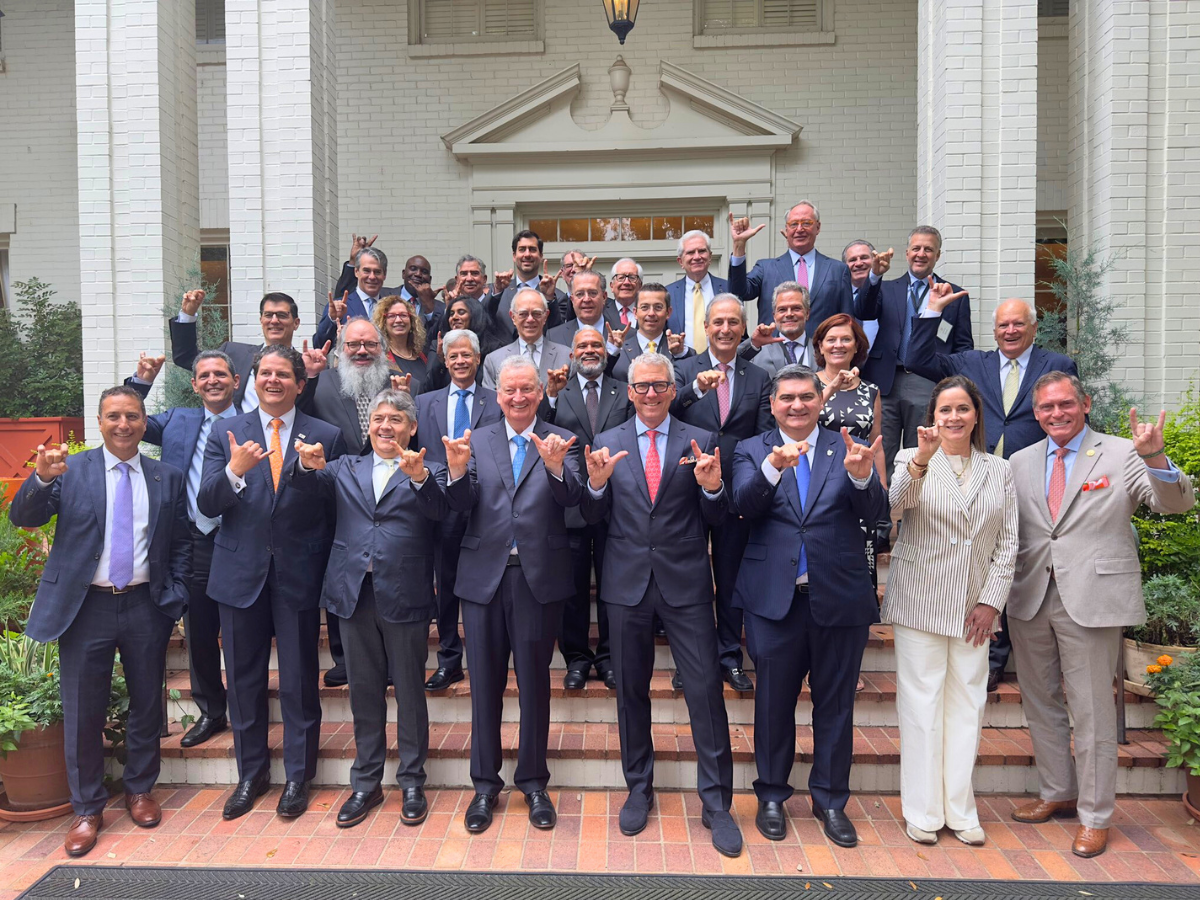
xmin=1006 ymin=372 xmax=1195 ymax=859
xmin=738 ymin=281 xmax=815 ymax=374
xmin=481 ymin=288 xmax=571 ymax=390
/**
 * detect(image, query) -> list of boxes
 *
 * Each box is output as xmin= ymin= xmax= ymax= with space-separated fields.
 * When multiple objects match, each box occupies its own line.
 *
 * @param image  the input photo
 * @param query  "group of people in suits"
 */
xmin=11 ymin=205 xmax=1194 ymax=862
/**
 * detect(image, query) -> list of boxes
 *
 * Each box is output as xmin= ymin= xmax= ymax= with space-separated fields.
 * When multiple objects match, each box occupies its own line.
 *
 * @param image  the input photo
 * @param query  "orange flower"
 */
xmin=1157 ymin=655 xmax=1173 ymax=667
xmin=1147 ymin=664 xmax=1163 ymax=674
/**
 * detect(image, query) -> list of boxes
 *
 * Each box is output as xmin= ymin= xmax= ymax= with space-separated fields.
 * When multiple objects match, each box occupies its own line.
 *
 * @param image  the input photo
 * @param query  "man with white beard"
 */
xmin=299 ymin=318 xmax=395 ymax=455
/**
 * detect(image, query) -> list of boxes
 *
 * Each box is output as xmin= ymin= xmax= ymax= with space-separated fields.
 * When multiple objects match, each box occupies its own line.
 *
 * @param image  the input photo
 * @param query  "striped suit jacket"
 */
xmin=881 ymin=447 xmax=1018 ymax=639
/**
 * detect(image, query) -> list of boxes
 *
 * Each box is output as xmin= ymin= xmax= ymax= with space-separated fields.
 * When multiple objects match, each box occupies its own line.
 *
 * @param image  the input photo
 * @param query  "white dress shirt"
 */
xmin=999 ymin=345 xmax=1034 ymax=395
xmin=682 ymin=274 xmax=715 ymax=346
xmin=226 ymin=406 xmax=297 ymax=492
xmin=93 ymin=448 xmax=151 ymax=588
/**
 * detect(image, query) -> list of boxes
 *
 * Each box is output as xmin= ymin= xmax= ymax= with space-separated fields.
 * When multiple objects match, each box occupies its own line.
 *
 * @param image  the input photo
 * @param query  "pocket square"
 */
xmin=1082 ymin=475 xmax=1110 ymax=492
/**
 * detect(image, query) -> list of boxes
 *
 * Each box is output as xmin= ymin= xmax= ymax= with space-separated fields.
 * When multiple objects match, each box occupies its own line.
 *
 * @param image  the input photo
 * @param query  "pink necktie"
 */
xmin=796 ymin=256 xmax=809 ymax=289
xmin=1047 ymin=447 xmax=1068 ymax=521
xmin=716 ymin=362 xmax=731 ymax=425
xmin=645 ymin=430 xmax=661 ymax=503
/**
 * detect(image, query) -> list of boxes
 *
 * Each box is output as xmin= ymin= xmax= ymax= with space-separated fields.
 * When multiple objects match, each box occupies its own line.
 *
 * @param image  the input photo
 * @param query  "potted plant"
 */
xmin=1123 ymin=574 xmax=1200 ymax=696
xmin=1145 ymin=653 xmax=1200 ymax=817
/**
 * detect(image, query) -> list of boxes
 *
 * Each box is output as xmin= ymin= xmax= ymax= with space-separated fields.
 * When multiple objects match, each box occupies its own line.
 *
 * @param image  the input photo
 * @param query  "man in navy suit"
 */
xmin=733 ymin=365 xmax=887 ymax=847
xmin=546 ymin=270 xmax=624 ymax=348
xmin=665 ymin=230 xmax=730 ymax=347
xmin=855 ymin=225 xmax=974 ymax=476
xmin=672 ymin=295 xmax=773 ymax=692
xmin=580 ymin=352 xmax=743 ymax=857
xmin=414 ymin=329 xmax=504 ymax=690
xmin=198 ymin=345 xmax=347 ymax=821
xmin=314 ymin=247 xmax=399 ymax=347
xmin=442 ymin=355 xmax=584 ymax=834
xmin=331 ymin=241 xmax=442 ymax=344
xmin=728 ymin=205 xmax=855 ymax=333
xmin=292 ymin=389 xmax=450 ymax=829
xmin=10 ymin=386 xmax=191 ymax=857
xmin=487 ymin=230 xmax=570 ymax=337
xmin=609 ymin=283 xmax=694 ymax=382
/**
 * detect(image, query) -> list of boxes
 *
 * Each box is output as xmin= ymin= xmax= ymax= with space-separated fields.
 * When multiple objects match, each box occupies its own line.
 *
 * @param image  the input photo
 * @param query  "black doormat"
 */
xmin=20 ymin=867 xmax=1200 ymax=900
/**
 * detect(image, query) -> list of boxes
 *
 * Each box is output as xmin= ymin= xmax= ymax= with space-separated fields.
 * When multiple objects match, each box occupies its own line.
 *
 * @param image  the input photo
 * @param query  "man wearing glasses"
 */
xmin=727 ymin=203 xmax=856 ymax=334
xmin=480 ymin=288 xmax=571 ymax=390
xmin=608 ymin=258 xmax=643 ymax=327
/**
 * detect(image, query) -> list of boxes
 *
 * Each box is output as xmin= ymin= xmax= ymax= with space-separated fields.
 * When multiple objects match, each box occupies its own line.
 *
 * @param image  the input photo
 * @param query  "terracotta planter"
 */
xmin=0 ymin=722 xmax=71 ymax=811
xmin=0 ymin=417 xmax=85 ymax=480
xmin=1123 ymin=637 xmax=1195 ymax=698
xmin=1184 ymin=772 xmax=1200 ymax=821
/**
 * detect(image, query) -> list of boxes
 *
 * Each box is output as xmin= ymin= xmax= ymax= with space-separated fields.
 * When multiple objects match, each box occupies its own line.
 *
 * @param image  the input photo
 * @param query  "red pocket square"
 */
xmin=1082 ymin=475 xmax=1110 ymax=492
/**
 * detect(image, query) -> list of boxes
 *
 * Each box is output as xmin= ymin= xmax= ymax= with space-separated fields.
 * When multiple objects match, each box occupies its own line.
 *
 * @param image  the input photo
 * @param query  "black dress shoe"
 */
xmin=701 ymin=808 xmax=743 ymax=857
xmin=525 ymin=790 xmax=556 ymax=829
xmin=987 ymin=667 xmax=1002 ymax=692
xmin=619 ymin=794 xmax=653 ymax=836
xmin=756 ymin=800 xmax=787 ymax=841
xmin=336 ymin=786 xmax=383 ymax=828
xmin=723 ymin=667 xmax=753 ymax=692
xmin=562 ymin=666 xmax=588 ymax=690
xmin=813 ymin=802 xmax=858 ymax=847
xmin=401 ymin=786 xmax=428 ymax=825
xmin=597 ymin=667 xmax=617 ymax=690
xmin=670 ymin=670 xmax=683 ymax=691
xmin=464 ymin=792 xmax=498 ymax=833
xmin=222 ymin=771 xmax=270 ymax=820
xmin=425 ymin=667 xmax=464 ymax=691
xmin=180 ymin=714 xmax=227 ymax=748
xmin=324 ymin=664 xmax=348 ymax=687
xmin=653 ymin=618 xmax=667 ymax=638
xmin=276 ymin=780 xmax=310 ymax=818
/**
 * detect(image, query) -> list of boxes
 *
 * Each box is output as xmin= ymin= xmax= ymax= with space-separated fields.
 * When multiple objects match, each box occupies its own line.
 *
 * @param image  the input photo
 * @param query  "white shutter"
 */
xmin=702 ymin=0 xmax=759 ymax=29
xmin=763 ymin=0 xmax=818 ymax=28
xmin=423 ymin=0 xmax=536 ymax=41
xmin=484 ymin=0 xmax=536 ymax=36
xmin=701 ymin=0 xmax=820 ymax=31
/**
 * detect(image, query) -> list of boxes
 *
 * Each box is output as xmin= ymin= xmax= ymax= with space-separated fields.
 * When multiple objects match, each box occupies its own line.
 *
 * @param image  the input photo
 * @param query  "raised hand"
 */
xmin=301 ymin=339 xmax=331 ymax=378
xmin=436 ymin=333 xmax=444 ymax=362
xmin=871 ymin=248 xmax=895 ymax=277
xmin=545 ymin=364 xmax=569 ymax=398
xmin=579 ymin=255 xmax=597 ymax=271
xmin=692 ymin=440 xmax=723 ymax=492
xmin=293 ymin=439 xmax=326 ymax=471
xmin=34 ymin=443 xmax=69 ymax=481
xmin=827 ymin=366 xmax=860 ymax=394
xmin=328 ymin=290 xmax=349 ymax=324
xmin=964 ymin=603 xmax=1000 ymax=647
xmin=413 ymin=281 xmax=439 ymax=313
xmin=666 ymin=329 xmax=685 ymax=356
xmin=696 ymin=369 xmax=727 ymax=393
xmin=441 ymin=429 xmax=472 ymax=480
xmin=584 ymin=443 xmax=629 ymax=490
xmin=397 ymin=447 xmax=429 ymax=482
xmin=390 ymin=373 xmax=413 ymax=394
xmin=750 ymin=321 xmax=784 ymax=349
xmin=605 ymin=322 xmax=631 ymax=350
xmin=914 ymin=423 xmax=941 ymax=465
xmin=531 ymin=432 xmax=577 ymax=477
xmin=135 ymin=351 xmax=166 ymax=383
xmin=228 ymin=431 xmax=270 ymax=478
xmin=1130 ymin=407 xmax=1168 ymax=465
xmin=842 ymin=428 xmax=880 ymax=480
xmin=348 ymin=232 xmax=377 ymax=263
xmin=538 ymin=259 xmax=561 ymax=300
xmin=729 ymin=212 xmax=766 ymax=253
xmin=768 ymin=440 xmax=808 ymax=470
xmin=181 ymin=289 xmax=206 ymax=316
xmin=445 ymin=276 xmax=463 ymax=302
xmin=493 ymin=269 xmax=514 ymax=295
xmin=926 ymin=279 xmax=969 ymax=312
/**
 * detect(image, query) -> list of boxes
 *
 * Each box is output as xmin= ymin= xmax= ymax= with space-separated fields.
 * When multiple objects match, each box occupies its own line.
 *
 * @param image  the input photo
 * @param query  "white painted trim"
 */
xmin=409 ymin=39 xmax=545 ymax=58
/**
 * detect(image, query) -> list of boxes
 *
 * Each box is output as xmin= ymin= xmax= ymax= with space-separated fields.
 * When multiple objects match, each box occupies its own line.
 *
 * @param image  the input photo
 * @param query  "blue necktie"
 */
xmin=453 ymin=389 xmax=470 ymax=439
xmin=512 ymin=434 xmax=527 ymax=484
xmin=794 ymin=452 xmax=810 ymax=580
xmin=110 ymin=462 xmax=134 ymax=589
xmin=190 ymin=415 xmax=221 ymax=535
xmin=898 ymin=280 xmax=926 ymax=365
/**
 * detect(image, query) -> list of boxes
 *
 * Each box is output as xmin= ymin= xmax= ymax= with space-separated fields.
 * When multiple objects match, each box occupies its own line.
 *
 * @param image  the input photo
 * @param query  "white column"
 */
xmin=1068 ymin=1 xmax=1200 ymax=408
xmin=76 ymin=0 xmax=199 ymax=434
xmin=917 ymin=0 xmax=1039 ymax=334
xmin=225 ymin=0 xmax=338 ymax=343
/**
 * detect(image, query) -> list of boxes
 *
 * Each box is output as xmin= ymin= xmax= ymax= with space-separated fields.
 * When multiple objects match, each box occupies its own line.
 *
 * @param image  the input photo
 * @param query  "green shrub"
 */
xmin=1126 ymin=575 xmax=1200 ymax=647
xmin=0 ymin=278 xmax=83 ymax=418
xmin=1145 ymin=653 xmax=1200 ymax=776
xmin=0 ymin=498 xmax=52 ymax=617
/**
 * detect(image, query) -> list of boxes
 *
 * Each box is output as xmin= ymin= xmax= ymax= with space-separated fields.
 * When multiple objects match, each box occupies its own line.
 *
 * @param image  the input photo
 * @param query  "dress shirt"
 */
xmin=729 ymin=248 xmax=818 ymax=287
xmin=692 ymin=350 xmax=737 ymax=399
xmin=93 ymin=448 xmax=151 ymax=588
xmin=682 ymin=273 xmax=716 ymax=342
xmin=1045 ymin=426 xmax=1179 ymax=495
xmin=444 ymin=381 xmax=477 ymax=438
xmin=190 ymin=404 xmax=238 ymax=532
xmin=546 ymin=373 xmax=605 ymax=410
xmin=226 ymin=406 xmax=297 ymax=492
xmin=636 ymin=331 xmax=665 ymax=354
xmin=522 ymin=335 xmax=545 ymax=369
xmin=587 ymin=414 xmax=722 ymax=499
xmin=998 ymin=345 xmax=1034 ymax=395
xmin=356 ymin=288 xmax=382 ymax=319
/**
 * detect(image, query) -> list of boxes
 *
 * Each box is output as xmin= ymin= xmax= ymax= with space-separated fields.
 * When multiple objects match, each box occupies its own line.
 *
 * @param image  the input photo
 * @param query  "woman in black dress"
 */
xmin=373 ymin=296 xmax=428 ymax=392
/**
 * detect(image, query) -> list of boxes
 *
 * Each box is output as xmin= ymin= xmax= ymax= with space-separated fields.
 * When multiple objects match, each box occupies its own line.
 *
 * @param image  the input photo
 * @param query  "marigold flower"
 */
xmin=1147 ymin=664 xmax=1163 ymax=674
xmin=1157 ymin=655 xmax=1173 ymax=667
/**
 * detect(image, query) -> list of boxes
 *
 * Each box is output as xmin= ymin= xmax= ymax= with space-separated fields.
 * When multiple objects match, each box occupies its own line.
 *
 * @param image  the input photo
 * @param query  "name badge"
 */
xmin=937 ymin=320 xmax=953 ymax=343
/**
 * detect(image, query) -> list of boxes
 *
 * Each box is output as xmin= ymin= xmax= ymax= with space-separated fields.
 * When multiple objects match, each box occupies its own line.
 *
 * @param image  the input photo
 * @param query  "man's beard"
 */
xmin=574 ymin=358 xmax=606 ymax=379
xmin=338 ymin=355 xmax=391 ymax=399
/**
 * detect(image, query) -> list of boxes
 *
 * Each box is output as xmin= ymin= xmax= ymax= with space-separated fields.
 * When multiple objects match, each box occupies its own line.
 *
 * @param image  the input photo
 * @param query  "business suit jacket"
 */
xmin=296 ymin=367 xmax=373 ymax=454
xmin=168 ymin=317 xmax=261 ymax=409
xmin=545 ymin=306 xmax=624 ymax=348
xmin=10 ymin=450 xmax=192 ymax=643
xmin=197 ymin=409 xmax=347 ymax=610
xmin=581 ymin=419 xmax=726 ymax=607
xmin=665 ymin=275 xmax=730 ymax=336
xmin=732 ymin=427 xmax=888 ymax=627
xmin=480 ymin=337 xmax=571 ymax=390
xmin=1008 ymin=429 xmax=1196 ymax=628
xmin=291 ymin=455 xmax=450 ymax=623
xmin=906 ymin=320 xmax=1078 ymax=458
xmin=882 ymin=448 xmax=1018 ymax=638
xmin=856 ymin=274 xmax=973 ymax=396
xmin=445 ymin=418 xmax=584 ymax=605
xmin=671 ymin=353 xmax=774 ymax=484
xmin=741 ymin=336 xmax=816 ymax=377
xmin=141 ymin=405 xmax=222 ymax=475
xmin=729 ymin=251 xmax=854 ymax=333
xmin=608 ymin=337 xmax=694 ymax=382
xmin=314 ymin=281 xmax=404 ymax=348
xmin=414 ymin=384 xmax=504 ymax=465
xmin=487 ymin=284 xmax=570 ymax=341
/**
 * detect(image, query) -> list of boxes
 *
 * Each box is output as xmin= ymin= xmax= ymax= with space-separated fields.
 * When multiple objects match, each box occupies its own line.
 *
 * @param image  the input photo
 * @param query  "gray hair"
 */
xmin=786 ymin=200 xmax=821 ymax=224
xmin=563 ymin=248 xmax=586 ymax=265
xmin=770 ymin=364 xmax=823 ymax=398
xmin=512 ymin=286 xmax=549 ymax=312
xmin=192 ymin=349 xmax=236 ymax=379
xmin=455 ymin=254 xmax=487 ymax=277
xmin=772 ymin=280 xmax=810 ymax=312
xmin=497 ymin=353 xmax=542 ymax=387
xmin=628 ymin=351 xmax=675 ymax=384
xmin=675 ymin=230 xmax=712 ymax=257
xmin=704 ymin=292 xmax=747 ymax=327
xmin=572 ymin=269 xmax=607 ymax=293
xmin=337 ymin=316 xmax=386 ymax=354
xmin=368 ymin=388 xmax=417 ymax=422
xmin=908 ymin=225 xmax=943 ymax=252
xmin=609 ymin=257 xmax=644 ymax=280
xmin=354 ymin=247 xmax=388 ymax=272
xmin=992 ymin=298 xmax=1037 ymax=327
xmin=841 ymin=239 xmax=875 ymax=262
xmin=442 ymin=328 xmax=480 ymax=355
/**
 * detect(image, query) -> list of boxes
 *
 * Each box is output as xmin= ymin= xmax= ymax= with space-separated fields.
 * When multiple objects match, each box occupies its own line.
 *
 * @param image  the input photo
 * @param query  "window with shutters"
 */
xmin=414 ymin=0 xmax=538 ymax=44
xmin=196 ymin=0 xmax=225 ymax=45
xmin=694 ymin=0 xmax=834 ymax=47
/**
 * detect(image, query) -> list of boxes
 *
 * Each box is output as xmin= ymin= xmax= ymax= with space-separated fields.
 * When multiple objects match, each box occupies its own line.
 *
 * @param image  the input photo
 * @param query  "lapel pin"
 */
xmin=298 ymin=433 xmax=307 ymax=441
xmin=826 ymin=449 xmax=833 ymax=456
xmin=1086 ymin=449 xmax=1095 ymax=456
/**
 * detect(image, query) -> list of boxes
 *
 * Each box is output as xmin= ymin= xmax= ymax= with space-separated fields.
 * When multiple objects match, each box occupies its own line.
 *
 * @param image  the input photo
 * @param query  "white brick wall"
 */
xmin=198 ymin=48 xmax=230 ymax=230
xmin=1037 ymin=17 xmax=1069 ymax=213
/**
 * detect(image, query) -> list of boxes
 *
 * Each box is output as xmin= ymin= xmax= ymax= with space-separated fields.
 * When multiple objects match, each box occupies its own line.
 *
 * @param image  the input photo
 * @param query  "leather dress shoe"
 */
xmin=64 ymin=813 xmax=103 ymax=857
xmin=619 ymin=793 xmax=654 ymax=836
xmin=337 ymin=786 xmax=383 ymax=828
xmin=425 ymin=666 xmax=464 ymax=691
xmin=276 ymin=780 xmax=310 ymax=818
xmin=723 ymin=667 xmax=753 ymax=692
xmin=401 ymin=786 xmax=428 ymax=825
xmin=755 ymin=800 xmax=787 ymax=841
xmin=813 ymin=802 xmax=858 ymax=847
xmin=986 ymin=667 xmax=1002 ymax=693
xmin=1072 ymin=825 xmax=1109 ymax=858
xmin=1011 ymin=798 xmax=1077 ymax=823
xmin=598 ymin=666 xmax=617 ymax=690
xmin=653 ymin=618 xmax=667 ymax=638
xmin=323 ymin=664 xmax=348 ymax=687
xmin=180 ymin=713 xmax=228 ymax=748
xmin=525 ymin=790 xmax=557 ymax=829
xmin=563 ymin=666 xmax=588 ymax=690
xmin=701 ymin=808 xmax=743 ymax=857
xmin=222 ymin=772 xmax=271 ymax=819
xmin=125 ymin=792 xmax=162 ymax=828
xmin=670 ymin=670 xmax=683 ymax=691
xmin=464 ymin=792 xmax=498 ymax=833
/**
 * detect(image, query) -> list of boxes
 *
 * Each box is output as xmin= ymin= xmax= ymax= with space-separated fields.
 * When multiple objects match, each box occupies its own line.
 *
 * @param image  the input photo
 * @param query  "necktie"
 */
xmin=692 ymin=282 xmax=708 ymax=353
xmin=647 ymin=340 xmax=656 ymax=354
xmin=783 ymin=341 xmax=798 ymax=365
xmin=716 ymin=362 xmax=731 ymax=425
xmin=511 ymin=434 xmax=527 ymax=485
xmin=909 ymin=279 xmax=927 ymax=314
xmin=192 ymin=416 xmax=221 ymax=534
xmin=453 ymin=389 xmax=470 ymax=439
xmin=644 ymin=429 xmax=661 ymax=504
xmin=796 ymin=256 xmax=809 ymax=290
xmin=620 ymin=306 xmax=630 ymax=327
xmin=269 ymin=418 xmax=284 ymax=491
xmin=375 ymin=458 xmax=397 ymax=502
xmin=525 ymin=342 xmax=539 ymax=369
xmin=1047 ymin=447 xmax=1068 ymax=521
xmin=584 ymin=380 xmax=599 ymax=435
xmin=354 ymin=393 xmax=371 ymax=442
xmin=110 ymin=462 xmax=134 ymax=590
xmin=994 ymin=360 xmax=1021 ymax=457
xmin=795 ymin=451 xmax=810 ymax=579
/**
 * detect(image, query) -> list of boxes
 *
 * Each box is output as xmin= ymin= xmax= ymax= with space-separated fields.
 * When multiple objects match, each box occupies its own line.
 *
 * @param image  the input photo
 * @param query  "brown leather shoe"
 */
xmin=1072 ymin=825 xmax=1109 ymax=858
xmin=125 ymin=792 xmax=162 ymax=828
xmin=1011 ymin=798 xmax=1077 ymax=823
xmin=64 ymin=814 xmax=103 ymax=857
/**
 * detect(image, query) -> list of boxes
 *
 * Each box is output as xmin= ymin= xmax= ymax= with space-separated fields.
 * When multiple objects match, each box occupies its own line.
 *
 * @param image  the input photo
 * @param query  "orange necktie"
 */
xmin=269 ymin=418 xmax=284 ymax=491
xmin=1047 ymin=447 xmax=1068 ymax=521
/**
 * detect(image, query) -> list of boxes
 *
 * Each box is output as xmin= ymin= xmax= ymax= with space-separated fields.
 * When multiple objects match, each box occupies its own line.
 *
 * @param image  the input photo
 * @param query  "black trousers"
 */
xmin=184 ymin=524 xmax=226 ymax=719
xmin=608 ymin=576 xmax=733 ymax=812
xmin=710 ymin=512 xmax=751 ymax=670
xmin=559 ymin=521 xmax=610 ymax=672
xmin=744 ymin=586 xmax=869 ymax=810
xmin=989 ymin=609 xmax=1012 ymax=673
xmin=218 ymin=560 xmax=322 ymax=783
xmin=882 ymin=368 xmax=936 ymax=478
xmin=460 ymin=564 xmax=563 ymax=796
xmin=58 ymin=585 xmax=175 ymax=815
xmin=432 ymin=512 xmax=467 ymax=672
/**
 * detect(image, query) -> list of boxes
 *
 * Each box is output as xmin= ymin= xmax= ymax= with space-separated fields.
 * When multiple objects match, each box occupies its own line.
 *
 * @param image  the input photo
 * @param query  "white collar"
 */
xmin=101 ymin=446 xmax=142 ymax=472
xmin=505 ymin=419 xmax=537 ymax=442
xmin=1002 ymin=345 xmax=1035 ymax=371
xmin=257 ymin=406 xmax=297 ymax=434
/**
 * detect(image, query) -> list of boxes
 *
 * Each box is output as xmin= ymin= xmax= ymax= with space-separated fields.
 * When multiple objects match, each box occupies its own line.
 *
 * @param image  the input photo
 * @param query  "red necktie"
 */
xmin=645 ymin=429 xmax=661 ymax=504
xmin=620 ymin=306 xmax=630 ymax=327
xmin=1047 ymin=447 xmax=1068 ymax=521
xmin=796 ymin=256 xmax=809 ymax=289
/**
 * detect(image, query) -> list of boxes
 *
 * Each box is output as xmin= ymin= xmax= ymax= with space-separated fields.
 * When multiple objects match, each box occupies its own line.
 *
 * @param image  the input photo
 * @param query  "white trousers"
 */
xmin=892 ymin=622 xmax=989 ymax=832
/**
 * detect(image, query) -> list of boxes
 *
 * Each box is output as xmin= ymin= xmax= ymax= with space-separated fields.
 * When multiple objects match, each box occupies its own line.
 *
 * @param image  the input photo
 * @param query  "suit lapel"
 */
xmin=1029 ymin=438 xmax=1053 ymax=527
xmin=809 ymin=251 xmax=830 ymax=298
xmin=489 ymin=424 xmax=518 ymax=495
xmin=597 ymin=379 xmax=621 ymax=432
xmin=87 ymin=451 xmax=108 ymax=535
xmin=432 ymin=389 xmax=450 ymax=438
xmin=729 ymin=361 xmax=749 ymax=416
xmin=801 ymin=428 xmax=837 ymax=519
xmin=355 ymin=454 xmax=377 ymax=507
xmin=241 ymin=414 xmax=275 ymax=497
xmin=620 ymin=422 xmax=652 ymax=506
xmin=563 ymin=382 xmax=592 ymax=440
xmin=1056 ymin=429 xmax=1102 ymax=523
xmin=515 ymin=422 xmax=546 ymax=491
xmin=652 ymin=424 xmax=687 ymax=507
xmin=143 ymin=456 xmax=163 ymax=538
xmin=469 ymin=389 xmax=489 ymax=429
xmin=378 ymin=458 xmax=407 ymax=503
xmin=1012 ymin=347 xmax=1048 ymax=413
xmin=982 ymin=352 xmax=1003 ymax=411
xmin=769 ymin=431 xmax=803 ymax=522
xmin=183 ymin=410 xmax=205 ymax=463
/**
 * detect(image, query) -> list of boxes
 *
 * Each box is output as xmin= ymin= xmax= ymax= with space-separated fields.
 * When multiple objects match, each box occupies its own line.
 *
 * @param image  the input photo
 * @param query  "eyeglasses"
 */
xmin=260 ymin=311 xmax=294 ymax=321
xmin=385 ymin=313 xmax=410 ymax=321
xmin=630 ymin=381 xmax=672 ymax=395
xmin=785 ymin=219 xmax=818 ymax=231
xmin=514 ymin=310 xmax=547 ymax=321
xmin=344 ymin=340 xmax=381 ymax=352
xmin=612 ymin=273 xmax=641 ymax=282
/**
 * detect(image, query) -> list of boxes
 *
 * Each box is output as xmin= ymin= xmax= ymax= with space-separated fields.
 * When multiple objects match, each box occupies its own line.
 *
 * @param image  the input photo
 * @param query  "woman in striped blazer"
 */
xmin=882 ymin=375 xmax=1019 ymax=847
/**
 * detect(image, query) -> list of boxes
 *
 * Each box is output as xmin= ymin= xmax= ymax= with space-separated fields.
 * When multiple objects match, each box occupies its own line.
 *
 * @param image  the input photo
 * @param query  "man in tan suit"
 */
xmin=1006 ymin=372 xmax=1195 ymax=859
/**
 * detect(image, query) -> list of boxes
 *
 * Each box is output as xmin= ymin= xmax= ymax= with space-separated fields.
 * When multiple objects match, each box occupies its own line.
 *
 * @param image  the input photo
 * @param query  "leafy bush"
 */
xmin=0 ymin=631 xmax=62 ymax=753
xmin=0 ymin=278 xmax=83 ymax=418
xmin=1145 ymin=653 xmax=1200 ymax=776
xmin=158 ymin=258 xmax=227 ymax=412
xmin=0 ymin=696 xmax=37 ymax=759
xmin=1125 ymin=575 xmax=1200 ymax=647
xmin=0 ymin=498 xmax=52 ymax=627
